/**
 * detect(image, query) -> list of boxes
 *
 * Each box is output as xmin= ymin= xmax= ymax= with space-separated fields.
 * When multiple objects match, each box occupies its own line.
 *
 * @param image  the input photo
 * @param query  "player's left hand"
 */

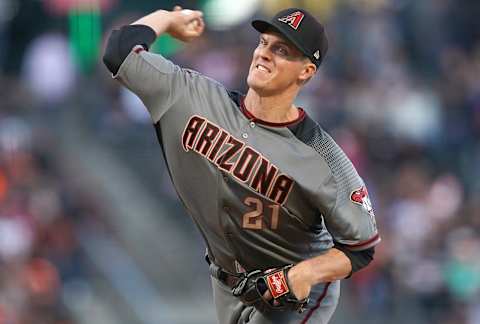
xmin=262 ymin=264 xmax=311 ymax=303
xmin=231 ymin=265 xmax=310 ymax=312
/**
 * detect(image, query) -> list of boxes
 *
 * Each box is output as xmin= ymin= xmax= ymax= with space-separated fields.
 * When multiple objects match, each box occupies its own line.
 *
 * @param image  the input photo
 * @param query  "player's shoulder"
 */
xmin=226 ymin=90 xmax=243 ymax=104
xmin=181 ymin=66 xmax=217 ymax=83
xmin=139 ymin=50 xmax=229 ymax=90
xmin=287 ymin=114 xmax=333 ymax=157
xmin=288 ymin=115 xmax=361 ymax=179
xmin=287 ymin=112 xmax=324 ymax=145
xmin=183 ymin=67 xmax=235 ymax=99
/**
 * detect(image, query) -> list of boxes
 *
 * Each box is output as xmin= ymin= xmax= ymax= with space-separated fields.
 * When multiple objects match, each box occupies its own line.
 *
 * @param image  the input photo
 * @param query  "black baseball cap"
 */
xmin=251 ymin=8 xmax=328 ymax=67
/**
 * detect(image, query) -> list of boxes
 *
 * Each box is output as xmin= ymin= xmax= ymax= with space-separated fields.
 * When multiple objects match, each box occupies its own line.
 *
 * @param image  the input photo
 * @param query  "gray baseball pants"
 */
xmin=210 ymin=276 xmax=340 ymax=324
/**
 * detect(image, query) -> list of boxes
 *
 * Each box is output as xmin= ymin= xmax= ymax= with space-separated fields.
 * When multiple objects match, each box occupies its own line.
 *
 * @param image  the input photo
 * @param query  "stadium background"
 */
xmin=0 ymin=0 xmax=479 ymax=323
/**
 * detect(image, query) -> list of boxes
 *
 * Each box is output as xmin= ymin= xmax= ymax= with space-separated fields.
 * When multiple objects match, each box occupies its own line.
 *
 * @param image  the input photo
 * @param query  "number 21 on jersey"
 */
xmin=242 ymin=196 xmax=280 ymax=230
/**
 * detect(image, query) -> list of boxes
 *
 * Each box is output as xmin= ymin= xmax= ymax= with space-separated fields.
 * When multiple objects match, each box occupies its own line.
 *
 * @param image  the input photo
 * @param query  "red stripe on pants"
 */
xmin=301 ymin=282 xmax=331 ymax=324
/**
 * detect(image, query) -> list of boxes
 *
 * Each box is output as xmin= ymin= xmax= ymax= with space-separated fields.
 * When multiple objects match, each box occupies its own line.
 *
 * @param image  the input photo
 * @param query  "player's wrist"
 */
xmin=287 ymin=262 xmax=314 ymax=299
xmin=290 ymin=261 xmax=314 ymax=284
xmin=131 ymin=9 xmax=172 ymax=37
xmin=165 ymin=10 xmax=182 ymax=35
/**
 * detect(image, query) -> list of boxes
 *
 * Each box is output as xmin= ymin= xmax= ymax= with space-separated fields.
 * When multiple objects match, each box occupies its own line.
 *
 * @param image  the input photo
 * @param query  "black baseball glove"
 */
xmin=231 ymin=265 xmax=309 ymax=313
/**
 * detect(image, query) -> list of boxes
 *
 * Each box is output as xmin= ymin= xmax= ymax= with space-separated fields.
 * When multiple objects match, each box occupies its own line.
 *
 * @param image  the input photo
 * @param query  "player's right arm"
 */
xmin=102 ymin=8 xmax=204 ymax=122
xmin=131 ymin=6 xmax=204 ymax=41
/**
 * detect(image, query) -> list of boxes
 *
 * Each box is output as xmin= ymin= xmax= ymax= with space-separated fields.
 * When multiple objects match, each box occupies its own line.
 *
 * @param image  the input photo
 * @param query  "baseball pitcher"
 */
xmin=103 ymin=6 xmax=380 ymax=324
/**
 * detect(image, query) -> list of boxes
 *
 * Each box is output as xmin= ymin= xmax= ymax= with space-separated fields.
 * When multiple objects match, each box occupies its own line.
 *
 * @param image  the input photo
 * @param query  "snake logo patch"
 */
xmin=350 ymin=186 xmax=374 ymax=216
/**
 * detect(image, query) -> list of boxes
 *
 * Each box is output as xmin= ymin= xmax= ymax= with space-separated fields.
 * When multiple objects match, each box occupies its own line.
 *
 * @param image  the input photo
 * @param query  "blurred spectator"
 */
xmin=21 ymin=33 xmax=76 ymax=105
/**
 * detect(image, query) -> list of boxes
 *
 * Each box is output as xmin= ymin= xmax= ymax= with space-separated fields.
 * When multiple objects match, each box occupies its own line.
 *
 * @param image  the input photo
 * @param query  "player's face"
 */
xmin=247 ymin=31 xmax=315 ymax=96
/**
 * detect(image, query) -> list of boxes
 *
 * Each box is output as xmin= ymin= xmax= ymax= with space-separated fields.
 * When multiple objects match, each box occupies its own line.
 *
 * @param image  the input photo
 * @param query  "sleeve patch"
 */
xmin=350 ymin=186 xmax=374 ymax=217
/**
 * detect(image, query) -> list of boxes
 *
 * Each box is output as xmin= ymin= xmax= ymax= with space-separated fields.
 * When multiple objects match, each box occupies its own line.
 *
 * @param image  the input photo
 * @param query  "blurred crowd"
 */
xmin=0 ymin=103 xmax=99 ymax=322
xmin=0 ymin=114 xmax=92 ymax=324
xmin=1 ymin=0 xmax=480 ymax=324
xmin=0 ymin=2 xmax=105 ymax=321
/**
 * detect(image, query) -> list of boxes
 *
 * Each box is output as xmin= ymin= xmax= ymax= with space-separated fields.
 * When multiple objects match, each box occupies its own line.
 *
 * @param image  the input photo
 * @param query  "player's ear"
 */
xmin=298 ymin=61 xmax=316 ymax=84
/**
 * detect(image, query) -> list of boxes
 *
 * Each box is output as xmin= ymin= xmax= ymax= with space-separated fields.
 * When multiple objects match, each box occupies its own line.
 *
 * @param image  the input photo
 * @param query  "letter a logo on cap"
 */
xmin=278 ymin=11 xmax=305 ymax=30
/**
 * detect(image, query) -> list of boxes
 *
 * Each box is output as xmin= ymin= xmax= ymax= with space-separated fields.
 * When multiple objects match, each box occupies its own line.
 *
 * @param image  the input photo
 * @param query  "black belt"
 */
xmin=205 ymin=254 xmax=242 ymax=288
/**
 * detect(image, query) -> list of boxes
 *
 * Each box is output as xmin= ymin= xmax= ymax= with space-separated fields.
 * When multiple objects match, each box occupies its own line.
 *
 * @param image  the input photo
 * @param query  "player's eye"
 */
xmin=273 ymin=45 xmax=289 ymax=56
xmin=258 ymin=38 xmax=267 ymax=46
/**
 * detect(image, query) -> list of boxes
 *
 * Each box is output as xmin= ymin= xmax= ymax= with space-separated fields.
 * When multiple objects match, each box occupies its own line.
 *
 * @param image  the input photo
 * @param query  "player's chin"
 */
xmin=247 ymin=74 xmax=271 ymax=92
xmin=247 ymin=80 xmax=268 ymax=95
xmin=248 ymin=83 xmax=277 ymax=97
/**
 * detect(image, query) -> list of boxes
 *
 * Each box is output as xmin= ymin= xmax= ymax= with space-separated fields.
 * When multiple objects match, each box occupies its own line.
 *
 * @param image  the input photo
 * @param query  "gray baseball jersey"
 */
xmin=113 ymin=45 xmax=380 ymax=321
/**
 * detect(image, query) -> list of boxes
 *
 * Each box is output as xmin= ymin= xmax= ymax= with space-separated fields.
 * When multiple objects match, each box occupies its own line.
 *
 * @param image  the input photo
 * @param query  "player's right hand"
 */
xmin=166 ymin=6 xmax=205 ymax=42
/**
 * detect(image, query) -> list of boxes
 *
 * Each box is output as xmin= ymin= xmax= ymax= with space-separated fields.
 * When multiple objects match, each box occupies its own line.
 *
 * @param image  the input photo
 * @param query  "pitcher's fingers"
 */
xmin=180 ymin=9 xmax=203 ymax=23
xmin=197 ymin=17 xmax=205 ymax=31
xmin=263 ymin=290 xmax=272 ymax=301
xmin=263 ymin=290 xmax=280 ymax=306
xmin=189 ymin=18 xmax=205 ymax=34
xmin=173 ymin=5 xmax=182 ymax=11
xmin=186 ymin=10 xmax=203 ymax=19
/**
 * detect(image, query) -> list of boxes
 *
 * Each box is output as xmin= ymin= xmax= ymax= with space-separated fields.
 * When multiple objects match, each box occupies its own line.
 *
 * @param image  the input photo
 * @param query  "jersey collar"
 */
xmin=240 ymin=96 xmax=306 ymax=127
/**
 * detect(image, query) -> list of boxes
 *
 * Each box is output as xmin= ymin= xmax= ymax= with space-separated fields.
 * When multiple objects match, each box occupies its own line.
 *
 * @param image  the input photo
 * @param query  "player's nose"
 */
xmin=256 ymin=45 xmax=273 ymax=62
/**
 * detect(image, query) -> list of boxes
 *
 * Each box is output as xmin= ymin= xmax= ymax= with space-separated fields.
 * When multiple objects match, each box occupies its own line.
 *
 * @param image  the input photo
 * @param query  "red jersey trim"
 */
xmin=240 ymin=97 xmax=306 ymax=127
xmin=133 ymin=45 xmax=145 ymax=53
xmin=344 ymin=233 xmax=381 ymax=251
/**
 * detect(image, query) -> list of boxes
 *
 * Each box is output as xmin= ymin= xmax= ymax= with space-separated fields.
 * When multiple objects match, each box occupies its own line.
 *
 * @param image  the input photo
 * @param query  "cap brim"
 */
xmin=251 ymin=19 xmax=310 ymax=60
xmin=251 ymin=20 xmax=275 ymax=33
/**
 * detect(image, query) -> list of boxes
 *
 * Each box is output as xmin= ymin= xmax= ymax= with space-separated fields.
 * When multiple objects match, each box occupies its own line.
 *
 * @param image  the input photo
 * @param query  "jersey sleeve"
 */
xmin=312 ymin=130 xmax=381 ymax=251
xmin=112 ymin=46 xmax=190 ymax=123
xmin=103 ymin=25 xmax=157 ymax=75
